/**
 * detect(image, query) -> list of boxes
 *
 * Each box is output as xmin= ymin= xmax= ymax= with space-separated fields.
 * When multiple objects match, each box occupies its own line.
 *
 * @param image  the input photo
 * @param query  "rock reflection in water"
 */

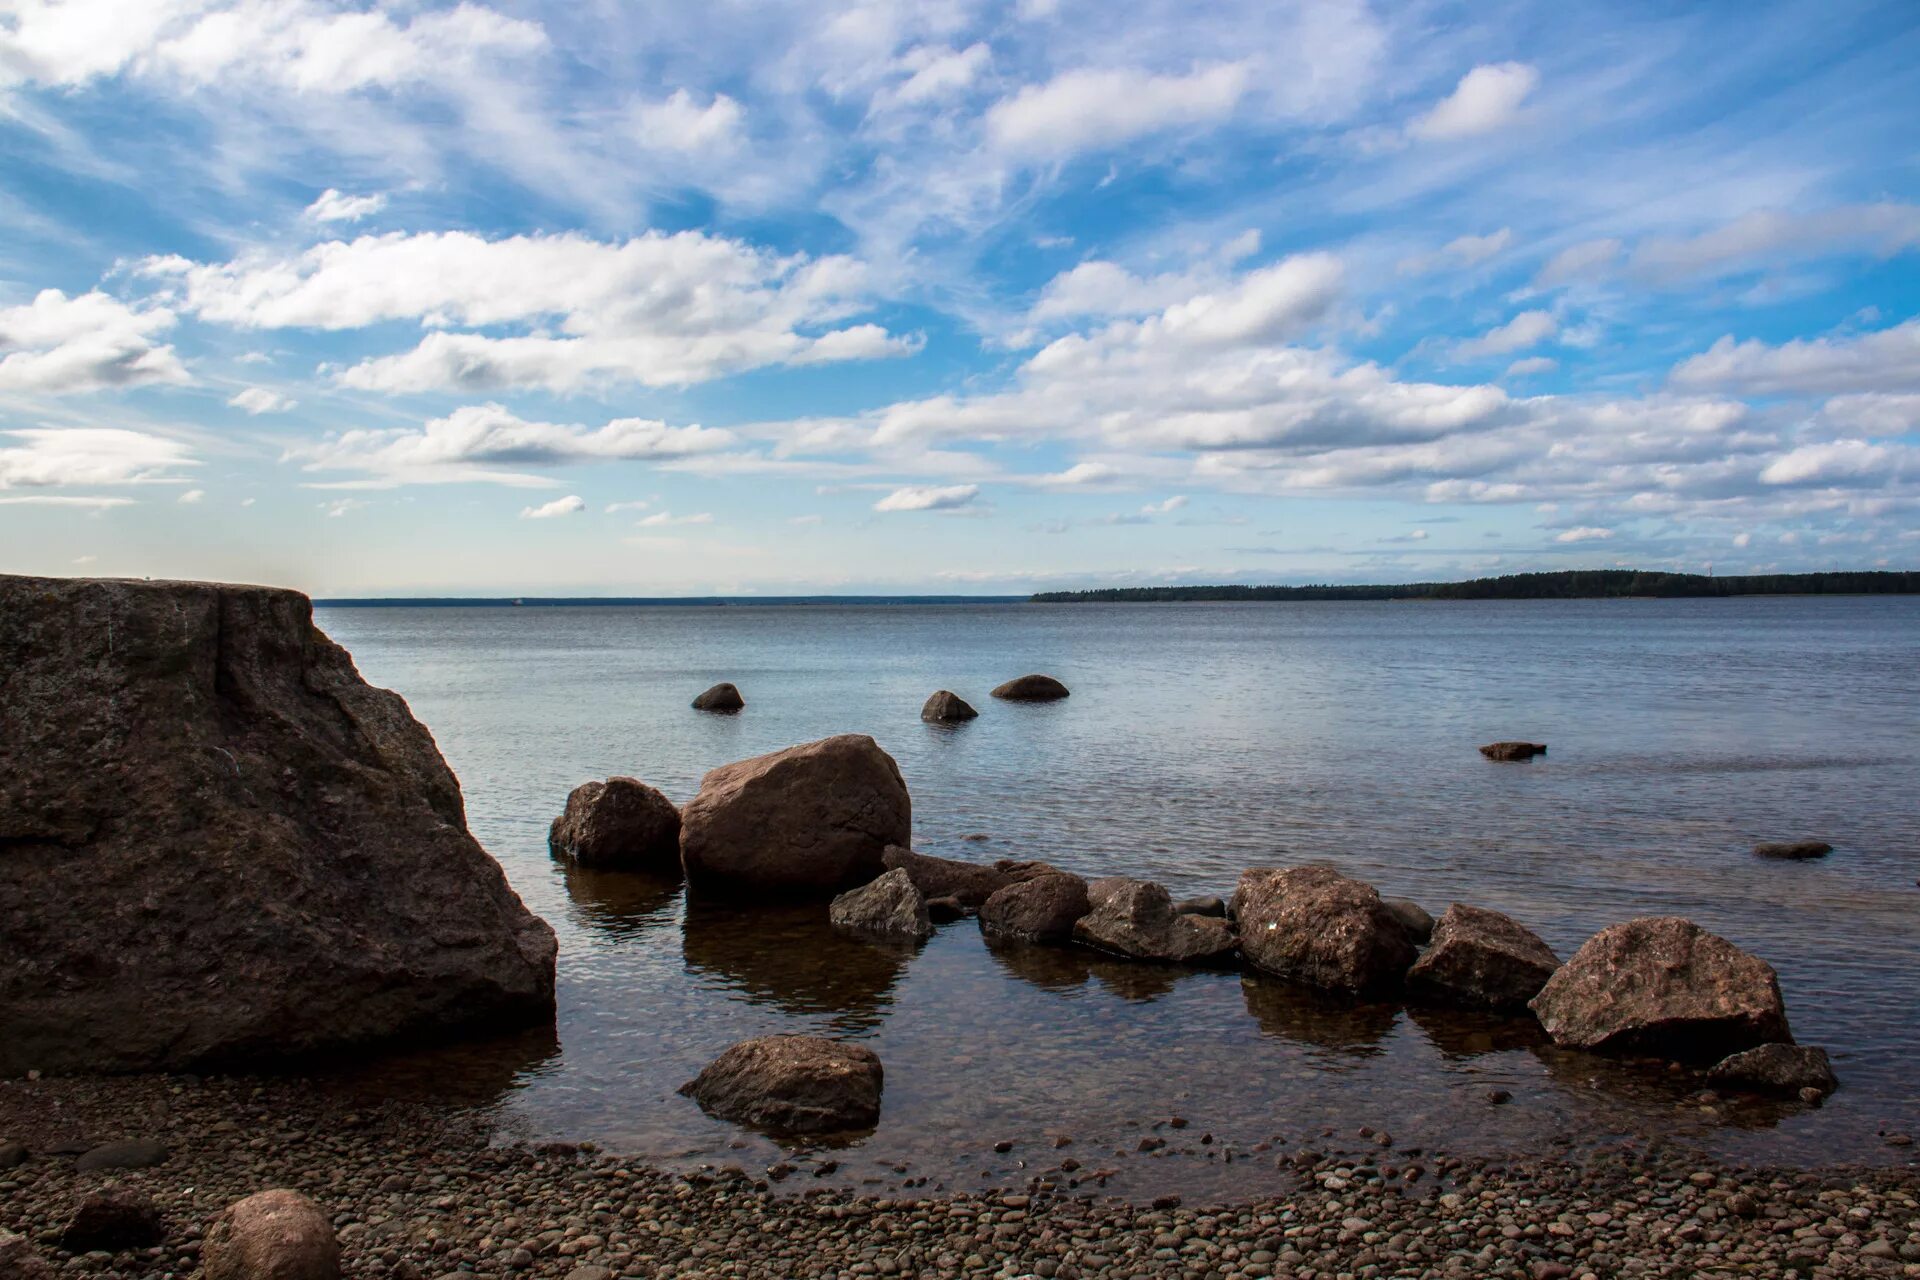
xmin=560 ymin=865 xmax=683 ymax=939
xmin=1241 ymin=974 xmax=1399 ymax=1060
xmin=1405 ymin=1004 xmax=1548 ymax=1059
xmin=323 ymin=1020 xmax=562 ymax=1108
xmin=681 ymin=898 xmax=918 ymax=1033
xmin=1526 ymin=1040 xmax=1802 ymax=1134
xmin=982 ymin=935 xmax=1188 ymax=1001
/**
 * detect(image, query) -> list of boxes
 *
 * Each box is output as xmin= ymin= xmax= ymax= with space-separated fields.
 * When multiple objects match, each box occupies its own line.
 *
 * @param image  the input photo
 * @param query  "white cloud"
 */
xmin=177 ymin=488 xmax=204 ymax=504
xmin=1505 ymin=356 xmax=1558 ymax=377
xmin=883 ymin=42 xmax=990 ymax=109
xmin=0 ymin=494 xmax=134 ymax=508
xmin=1732 ymin=532 xmax=1752 ymax=548
xmin=1141 ymin=494 xmax=1188 ymax=515
xmin=228 ymin=386 xmax=295 ymax=414
xmin=0 ymin=290 xmax=188 ymax=393
xmin=304 ymin=189 xmax=386 ymax=223
xmin=1409 ymin=63 xmax=1539 ymax=141
xmin=520 ymin=494 xmax=586 ymax=519
xmin=985 ymin=63 xmax=1250 ymax=160
xmin=320 ymin=497 xmax=364 ymax=518
xmin=605 ymin=499 xmax=651 ymax=513
xmin=1629 ymin=204 xmax=1920 ymax=283
xmin=1456 ymin=310 xmax=1557 ymax=358
xmin=1534 ymin=238 xmax=1623 ymax=288
xmin=1554 ymin=526 xmax=1614 ymax=543
xmin=1670 ymin=319 xmax=1920 ymax=395
xmin=0 ymin=426 xmax=195 ymax=489
xmin=631 ymin=89 xmax=744 ymax=152
xmin=1400 ymin=228 xmax=1513 ymax=275
xmin=636 ymin=510 xmax=714 ymax=526
xmin=1759 ymin=441 xmax=1892 ymax=486
xmin=874 ymin=483 xmax=979 ymax=511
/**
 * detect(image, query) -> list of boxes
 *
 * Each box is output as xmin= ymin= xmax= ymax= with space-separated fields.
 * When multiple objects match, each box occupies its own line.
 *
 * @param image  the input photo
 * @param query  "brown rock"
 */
xmin=692 ymin=682 xmax=744 ymax=711
xmin=204 ymin=1189 xmax=340 ymax=1280
xmin=925 ymin=895 xmax=967 ymax=923
xmin=920 ymin=690 xmax=978 ymax=722
xmin=0 ymin=1230 xmax=55 ymax=1280
xmin=829 ymin=868 xmax=932 ymax=940
xmin=1072 ymin=878 xmax=1238 ymax=964
xmin=680 ymin=1035 xmax=883 ymax=1134
xmin=0 ymin=575 xmax=557 ymax=1075
xmin=548 ymin=777 xmax=682 ymax=873
xmin=993 ymin=858 xmax=1067 ymax=883
xmin=979 ymin=873 xmax=1091 ymax=943
xmin=680 ymin=735 xmax=911 ymax=898
xmin=1480 ymin=741 xmax=1547 ymax=761
xmin=1707 ymin=1043 xmax=1838 ymax=1097
xmin=990 ymin=674 xmax=1070 ymax=701
xmin=881 ymin=846 xmax=1011 ymax=908
xmin=1753 ymin=840 xmax=1832 ymax=860
xmin=1407 ymin=904 xmax=1560 ymax=1012
xmin=1529 ymin=916 xmax=1791 ymax=1059
xmin=1173 ymin=895 xmax=1227 ymax=918
xmin=75 ymin=1138 xmax=168 ymax=1172
xmin=1231 ymin=866 xmax=1416 ymax=995
xmin=1383 ymin=898 xmax=1435 ymax=944
xmin=62 ymin=1188 xmax=165 ymax=1250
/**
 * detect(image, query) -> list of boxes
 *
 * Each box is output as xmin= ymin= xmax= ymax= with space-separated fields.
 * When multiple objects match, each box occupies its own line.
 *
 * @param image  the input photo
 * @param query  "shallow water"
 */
xmin=314 ymin=598 xmax=1920 ymax=1196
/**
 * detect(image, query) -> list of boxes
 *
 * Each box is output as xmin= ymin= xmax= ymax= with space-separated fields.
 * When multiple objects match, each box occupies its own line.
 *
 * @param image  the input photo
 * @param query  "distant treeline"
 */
xmin=1029 ymin=570 xmax=1920 ymax=604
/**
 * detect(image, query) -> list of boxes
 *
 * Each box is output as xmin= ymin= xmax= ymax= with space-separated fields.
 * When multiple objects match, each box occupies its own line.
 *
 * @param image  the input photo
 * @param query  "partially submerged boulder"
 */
xmin=1480 ymin=741 xmax=1547 ymax=761
xmin=1231 ymin=866 xmax=1417 ymax=996
xmin=1383 ymin=898 xmax=1435 ymax=945
xmin=1529 ymin=916 xmax=1790 ymax=1060
xmin=680 ymin=735 xmax=911 ymax=899
xmin=1072 ymin=878 xmax=1238 ymax=965
xmin=1174 ymin=895 xmax=1227 ymax=919
xmin=1753 ymin=840 xmax=1831 ymax=861
xmin=680 ymin=1035 xmax=883 ymax=1134
xmin=1707 ymin=1043 xmax=1838 ymax=1097
xmin=921 ymin=690 xmax=979 ymax=722
xmin=204 ymin=1189 xmax=340 ymax=1280
xmin=548 ymin=777 xmax=682 ymax=873
xmin=829 ymin=868 xmax=933 ymax=941
xmin=1406 ymin=904 xmax=1560 ymax=1012
xmin=991 ymin=674 xmax=1070 ymax=701
xmin=692 ymin=682 xmax=745 ymax=712
xmin=0 ymin=575 xmax=557 ymax=1075
xmin=979 ymin=873 xmax=1091 ymax=943
xmin=882 ymin=846 xmax=1011 ymax=908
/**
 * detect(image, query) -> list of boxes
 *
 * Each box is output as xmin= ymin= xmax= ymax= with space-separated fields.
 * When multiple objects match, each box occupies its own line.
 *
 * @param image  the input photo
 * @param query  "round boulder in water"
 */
xmin=921 ymin=690 xmax=979 ymax=722
xmin=680 ymin=1035 xmax=883 ymax=1134
xmin=991 ymin=674 xmax=1070 ymax=702
xmin=692 ymin=682 xmax=745 ymax=712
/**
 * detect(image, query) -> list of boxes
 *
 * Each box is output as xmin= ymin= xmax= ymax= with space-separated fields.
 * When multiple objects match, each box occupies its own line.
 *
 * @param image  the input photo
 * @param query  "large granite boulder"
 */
xmin=921 ymin=690 xmax=978 ymax=722
xmin=979 ymin=873 xmax=1091 ymax=943
xmin=680 ymin=1035 xmax=883 ymax=1134
xmin=1231 ymin=866 xmax=1417 ymax=996
xmin=0 ymin=575 xmax=557 ymax=1076
xmin=881 ymin=846 xmax=1011 ymax=908
xmin=204 ymin=1189 xmax=340 ymax=1280
xmin=1707 ymin=1043 xmax=1838 ymax=1097
xmin=1072 ymin=878 xmax=1238 ymax=964
xmin=991 ymin=674 xmax=1070 ymax=701
xmin=829 ymin=868 xmax=932 ymax=940
xmin=1529 ymin=917 xmax=1790 ymax=1060
xmin=548 ymin=777 xmax=682 ymax=873
xmin=680 ymin=735 xmax=911 ymax=898
xmin=1406 ymin=904 xmax=1560 ymax=1012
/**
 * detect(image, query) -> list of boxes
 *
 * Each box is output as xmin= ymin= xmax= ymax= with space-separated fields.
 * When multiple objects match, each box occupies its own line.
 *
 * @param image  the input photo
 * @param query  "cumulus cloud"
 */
xmin=177 ymin=488 xmax=204 ymax=503
xmin=0 ymin=290 xmax=188 ymax=393
xmin=1141 ymin=494 xmax=1188 ymax=515
xmin=0 ymin=426 xmax=195 ymax=489
xmin=1455 ymin=310 xmax=1557 ymax=359
xmin=985 ymin=63 xmax=1250 ymax=159
xmin=1408 ymin=63 xmax=1539 ymax=141
xmin=520 ymin=494 xmax=586 ymax=519
xmin=1505 ymin=356 xmax=1558 ymax=377
xmin=228 ymin=386 xmax=295 ymax=414
xmin=1759 ymin=441 xmax=1892 ymax=486
xmin=874 ymin=483 xmax=979 ymax=511
xmin=305 ymin=189 xmax=386 ymax=223
xmin=1670 ymin=319 xmax=1920 ymax=395
xmin=631 ymin=90 xmax=744 ymax=152
xmin=1553 ymin=526 xmax=1614 ymax=543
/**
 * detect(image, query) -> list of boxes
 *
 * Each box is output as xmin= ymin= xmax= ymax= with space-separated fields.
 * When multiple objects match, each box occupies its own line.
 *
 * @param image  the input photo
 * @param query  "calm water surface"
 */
xmin=314 ymin=598 xmax=1920 ymax=1196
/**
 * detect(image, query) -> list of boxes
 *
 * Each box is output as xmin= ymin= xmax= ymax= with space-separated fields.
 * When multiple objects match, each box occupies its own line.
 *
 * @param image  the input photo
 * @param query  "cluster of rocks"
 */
xmin=690 ymin=675 xmax=1071 ymax=722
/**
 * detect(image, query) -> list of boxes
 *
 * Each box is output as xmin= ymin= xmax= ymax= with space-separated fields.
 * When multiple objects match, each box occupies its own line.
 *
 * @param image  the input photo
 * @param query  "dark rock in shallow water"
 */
xmin=1529 ymin=916 xmax=1790 ymax=1060
xmin=1231 ymin=866 xmax=1417 ymax=996
xmin=680 ymin=735 xmax=911 ymax=899
xmin=991 ymin=674 xmax=1070 ymax=701
xmin=829 ymin=868 xmax=932 ymax=941
xmin=924 ymin=895 xmax=967 ymax=923
xmin=1383 ymin=898 xmax=1435 ymax=944
xmin=881 ymin=846 xmax=1011 ymax=908
xmin=0 ymin=574 xmax=557 ymax=1075
xmin=1707 ymin=1043 xmax=1838 ymax=1097
xmin=1173 ymin=895 xmax=1227 ymax=918
xmin=993 ymin=858 xmax=1067 ymax=883
xmin=691 ymin=682 xmax=745 ymax=711
xmin=920 ymin=690 xmax=978 ymax=722
xmin=1072 ymin=878 xmax=1237 ymax=965
xmin=548 ymin=777 xmax=682 ymax=873
xmin=1752 ymin=840 xmax=1832 ymax=860
xmin=74 ymin=1138 xmax=169 ymax=1172
xmin=1480 ymin=741 xmax=1547 ymax=761
xmin=204 ymin=1189 xmax=339 ymax=1280
xmin=62 ymin=1189 xmax=165 ymax=1250
xmin=979 ymin=873 xmax=1091 ymax=943
xmin=680 ymin=1035 xmax=883 ymax=1134
xmin=1406 ymin=904 xmax=1559 ymax=1012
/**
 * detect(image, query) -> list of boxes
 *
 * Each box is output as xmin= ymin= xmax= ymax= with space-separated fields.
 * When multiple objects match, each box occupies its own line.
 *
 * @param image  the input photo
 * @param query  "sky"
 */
xmin=1 ymin=0 xmax=1917 ymax=596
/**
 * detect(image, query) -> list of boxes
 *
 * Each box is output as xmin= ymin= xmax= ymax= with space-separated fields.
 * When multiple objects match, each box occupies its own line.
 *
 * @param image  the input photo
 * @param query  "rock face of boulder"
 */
xmin=548 ymin=777 xmax=682 ymax=873
xmin=0 ymin=575 xmax=558 ymax=1076
xmin=1707 ymin=1043 xmax=1837 ymax=1097
xmin=691 ymin=682 xmax=745 ymax=711
xmin=1480 ymin=741 xmax=1547 ymax=761
xmin=991 ymin=674 xmax=1070 ymax=701
xmin=829 ymin=868 xmax=932 ymax=941
xmin=1383 ymin=898 xmax=1435 ymax=944
xmin=680 ymin=735 xmax=911 ymax=898
xmin=1072 ymin=878 xmax=1238 ymax=965
xmin=680 ymin=1035 xmax=883 ymax=1134
xmin=62 ymin=1189 xmax=165 ymax=1250
xmin=204 ymin=1189 xmax=340 ymax=1280
xmin=1231 ymin=866 xmax=1417 ymax=996
xmin=1529 ymin=916 xmax=1790 ymax=1059
xmin=1407 ymin=904 xmax=1560 ymax=1012
xmin=881 ymin=846 xmax=1010 ymax=908
xmin=979 ymin=873 xmax=1091 ymax=943
xmin=0 ymin=1230 xmax=56 ymax=1280
xmin=920 ymin=690 xmax=978 ymax=722
xmin=1753 ymin=840 xmax=1831 ymax=860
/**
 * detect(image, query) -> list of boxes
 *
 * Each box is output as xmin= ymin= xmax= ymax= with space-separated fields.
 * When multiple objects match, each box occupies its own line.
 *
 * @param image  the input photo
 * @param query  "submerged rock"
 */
xmin=1530 ymin=916 xmax=1790 ymax=1060
xmin=991 ymin=674 xmax=1071 ymax=701
xmin=1383 ymin=898 xmax=1435 ymax=944
xmin=1072 ymin=878 xmax=1238 ymax=964
xmin=691 ymin=682 xmax=745 ymax=711
xmin=881 ymin=846 xmax=1011 ymax=908
xmin=548 ymin=777 xmax=682 ymax=873
xmin=680 ymin=735 xmax=911 ymax=899
xmin=924 ymin=895 xmax=968 ymax=923
xmin=920 ymin=690 xmax=979 ymax=722
xmin=680 ymin=1035 xmax=883 ymax=1134
xmin=1174 ymin=895 xmax=1227 ymax=919
xmin=204 ymin=1189 xmax=340 ymax=1280
xmin=1707 ymin=1043 xmax=1838 ymax=1097
xmin=1231 ymin=866 xmax=1417 ymax=996
xmin=1406 ymin=904 xmax=1560 ymax=1012
xmin=1753 ymin=840 xmax=1832 ymax=860
xmin=0 ymin=575 xmax=557 ymax=1076
xmin=979 ymin=873 xmax=1091 ymax=943
xmin=1480 ymin=741 xmax=1548 ymax=761
xmin=829 ymin=868 xmax=933 ymax=941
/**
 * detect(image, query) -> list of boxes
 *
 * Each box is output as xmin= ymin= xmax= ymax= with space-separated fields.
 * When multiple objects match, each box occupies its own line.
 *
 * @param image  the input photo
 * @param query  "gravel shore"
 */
xmin=4 ymin=1073 xmax=1917 ymax=1280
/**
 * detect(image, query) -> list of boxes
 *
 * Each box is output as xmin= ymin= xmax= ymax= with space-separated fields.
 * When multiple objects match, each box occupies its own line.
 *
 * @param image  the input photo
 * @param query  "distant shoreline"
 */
xmin=1030 ymin=569 xmax=1920 ymax=604
xmin=314 ymin=594 xmax=1030 ymax=608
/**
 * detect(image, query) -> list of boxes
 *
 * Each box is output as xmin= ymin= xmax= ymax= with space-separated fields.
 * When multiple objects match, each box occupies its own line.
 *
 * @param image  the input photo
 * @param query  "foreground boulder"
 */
xmin=680 ymin=1035 xmax=883 ymax=1134
xmin=1530 ymin=917 xmax=1790 ymax=1059
xmin=829 ymin=868 xmax=933 ymax=940
xmin=204 ymin=1189 xmax=339 ymax=1280
xmin=1406 ymin=904 xmax=1560 ymax=1012
xmin=1707 ymin=1043 xmax=1838 ymax=1097
xmin=1231 ymin=866 xmax=1416 ymax=995
xmin=921 ymin=690 xmax=978 ymax=722
xmin=979 ymin=873 xmax=1091 ymax=943
xmin=62 ymin=1189 xmax=165 ymax=1250
xmin=0 ymin=575 xmax=557 ymax=1075
xmin=1480 ymin=741 xmax=1547 ymax=761
xmin=692 ymin=682 xmax=745 ymax=711
xmin=991 ymin=674 xmax=1070 ymax=701
xmin=1072 ymin=878 xmax=1238 ymax=964
xmin=548 ymin=777 xmax=682 ymax=873
xmin=1753 ymin=840 xmax=1831 ymax=860
xmin=882 ymin=846 xmax=1011 ymax=908
xmin=681 ymin=735 xmax=911 ymax=898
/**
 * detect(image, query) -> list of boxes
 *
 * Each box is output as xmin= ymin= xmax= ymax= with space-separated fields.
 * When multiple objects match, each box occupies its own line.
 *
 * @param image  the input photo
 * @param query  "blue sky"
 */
xmin=1 ymin=0 xmax=1917 ymax=595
